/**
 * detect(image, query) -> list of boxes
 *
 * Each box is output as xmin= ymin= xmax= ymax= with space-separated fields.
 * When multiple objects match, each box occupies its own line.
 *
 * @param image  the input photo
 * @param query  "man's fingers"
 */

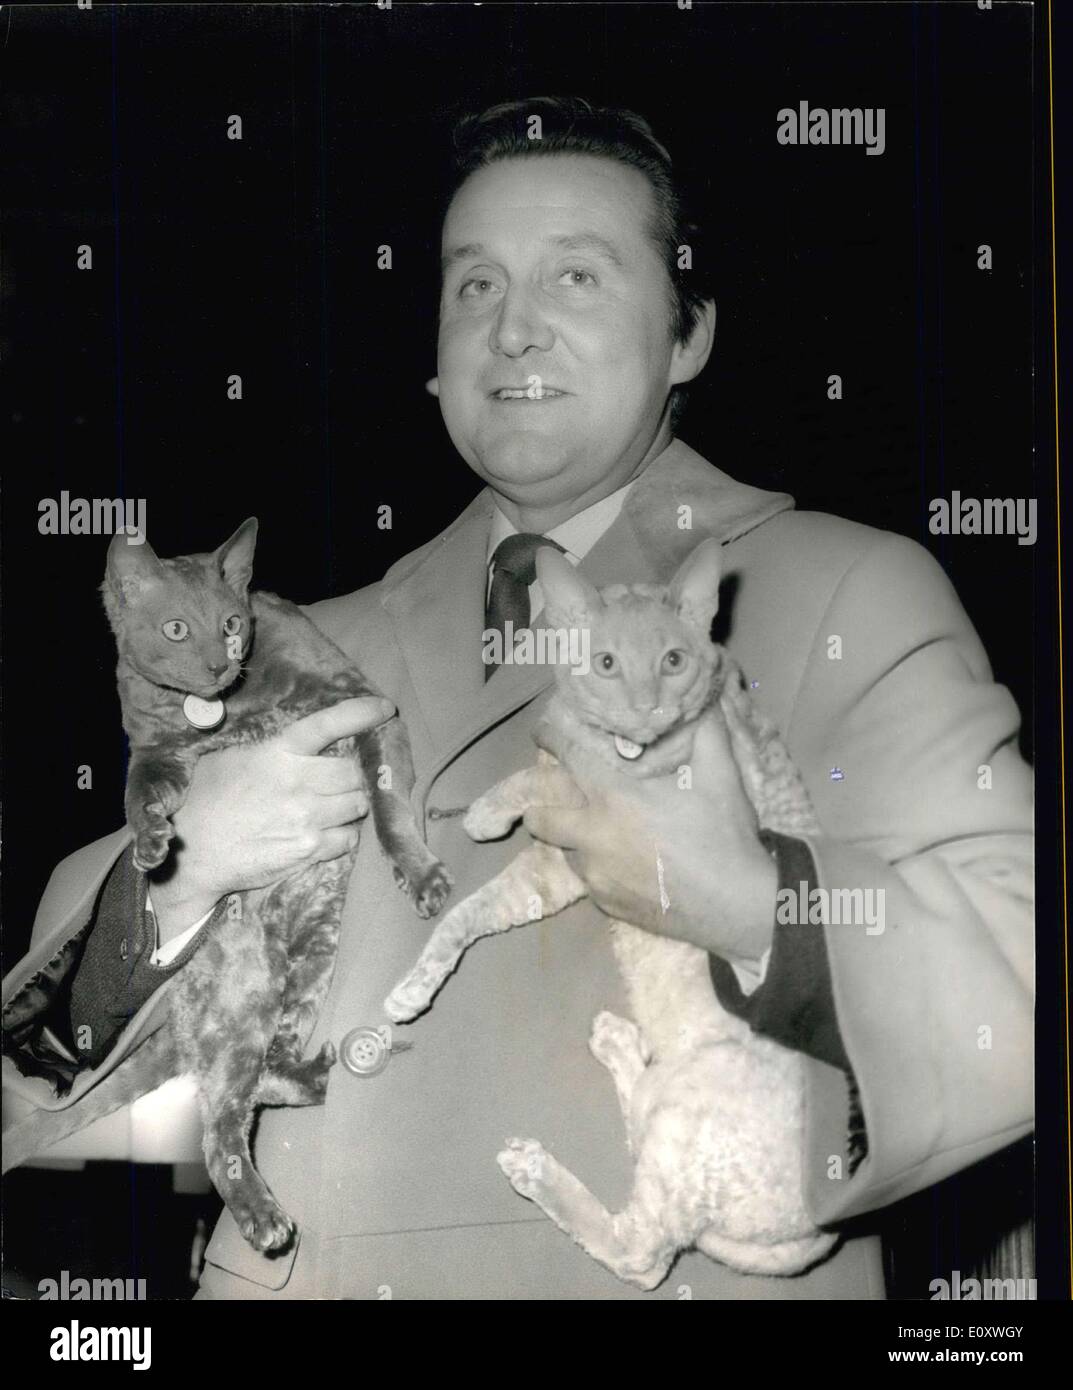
xmin=523 ymin=766 xmax=588 ymax=809
xmin=309 ymin=789 xmax=370 ymax=830
xmin=281 ymin=697 xmax=395 ymax=755
xmin=312 ymin=822 xmax=363 ymax=863
xmin=523 ymin=805 xmax=590 ymax=849
xmin=305 ymin=755 xmax=368 ymax=795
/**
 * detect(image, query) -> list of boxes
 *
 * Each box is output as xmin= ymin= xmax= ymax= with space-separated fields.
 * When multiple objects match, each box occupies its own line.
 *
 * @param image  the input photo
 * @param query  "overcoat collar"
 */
xmin=381 ymin=437 xmax=794 ymax=796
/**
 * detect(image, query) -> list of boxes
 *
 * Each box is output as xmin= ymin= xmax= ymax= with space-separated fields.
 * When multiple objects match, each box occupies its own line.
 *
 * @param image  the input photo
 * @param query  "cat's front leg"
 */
xmin=358 ymin=718 xmax=452 ymax=918
xmin=463 ymin=752 xmax=563 ymax=841
xmin=125 ymin=747 xmax=196 ymax=872
xmin=385 ymin=841 xmax=587 ymax=1022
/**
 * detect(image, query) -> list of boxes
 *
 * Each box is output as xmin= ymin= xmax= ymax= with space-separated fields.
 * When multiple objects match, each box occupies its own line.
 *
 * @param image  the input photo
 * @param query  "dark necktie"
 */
xmin=484 ymin=532 xmax=565 ymax=680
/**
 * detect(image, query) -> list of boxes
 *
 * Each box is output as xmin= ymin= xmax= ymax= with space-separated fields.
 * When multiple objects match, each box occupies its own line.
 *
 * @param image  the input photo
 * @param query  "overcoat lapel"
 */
xmin=380 ymin=489 xmax=495 ymax=758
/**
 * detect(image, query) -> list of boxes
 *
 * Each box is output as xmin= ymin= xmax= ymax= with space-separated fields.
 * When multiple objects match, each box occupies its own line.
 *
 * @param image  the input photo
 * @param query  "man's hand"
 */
xmin=522 ymin=713 xmax=778 ymax=967
xmin=148 ymin=697 xmax=395 ymax=936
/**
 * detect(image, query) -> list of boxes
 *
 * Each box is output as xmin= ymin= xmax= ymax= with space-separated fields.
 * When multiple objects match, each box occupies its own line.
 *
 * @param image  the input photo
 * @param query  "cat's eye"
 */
xmin=161 ymin=620 xmax=189 ymax=642
xmin=661 ymin=649 xmax=689 ymax=673
xmin=223 ymin=614 xmax=243 ymax=636
xmin=594 ymin=652 xmax=618 ymax=676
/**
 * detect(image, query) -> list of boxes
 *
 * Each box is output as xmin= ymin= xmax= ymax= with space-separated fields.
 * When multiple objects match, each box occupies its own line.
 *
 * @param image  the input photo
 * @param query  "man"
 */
xmin=3 ymin=97 xmax=1033 ymax=1299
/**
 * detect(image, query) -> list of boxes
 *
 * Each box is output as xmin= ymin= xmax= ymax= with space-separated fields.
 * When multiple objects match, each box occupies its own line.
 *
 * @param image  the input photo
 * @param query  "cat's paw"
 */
xmin=496 ymin=1137 xmax=551 ymax=1202
xmin=237 ymin=1201 xmax=296 ymax=1254
xmin=132 ymin=817 xmax=174 ymax=872
xmin=392 ymin=859 xmax=453 ymax=919
xmin=291 ymin=1041 xmax=337 ymax=1100
xmin=463 ymin=798 xmax=518 ymax=841
xmin=589 ymin=1011 xmax=651 ymax=1069
xmin=304 ymin=1039 xmax=337 ymax=1092
xmin=383 ymin=978 xmax=430 ymax=1024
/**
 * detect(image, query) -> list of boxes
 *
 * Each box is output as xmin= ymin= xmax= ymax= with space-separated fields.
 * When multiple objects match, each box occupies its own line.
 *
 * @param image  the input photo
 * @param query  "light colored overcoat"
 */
xmin=2 ymin=439 xmax=1033 ymax=1299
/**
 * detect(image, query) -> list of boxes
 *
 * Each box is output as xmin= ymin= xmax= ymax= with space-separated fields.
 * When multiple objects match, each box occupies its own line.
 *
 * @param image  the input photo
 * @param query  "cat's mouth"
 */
xmin=182 ymin=670 xmax=243 ymax=700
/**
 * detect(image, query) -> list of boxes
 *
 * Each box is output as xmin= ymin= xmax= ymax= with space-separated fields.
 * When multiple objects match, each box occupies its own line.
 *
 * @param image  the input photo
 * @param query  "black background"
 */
xmin=1 ymin=0 xmax=1064 ymax=1300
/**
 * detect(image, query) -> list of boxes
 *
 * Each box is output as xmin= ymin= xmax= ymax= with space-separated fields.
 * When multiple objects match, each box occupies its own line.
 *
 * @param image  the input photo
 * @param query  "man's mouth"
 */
xmin=489 ymin=386 xmax=568 ymax=401
xmin=613 ymin=734 xmax=646 ymax=761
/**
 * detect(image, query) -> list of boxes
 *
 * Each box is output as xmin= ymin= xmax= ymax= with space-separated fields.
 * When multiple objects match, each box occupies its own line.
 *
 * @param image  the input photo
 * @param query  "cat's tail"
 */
xmin=2 ymin=1024 xmax=179 ymax=1174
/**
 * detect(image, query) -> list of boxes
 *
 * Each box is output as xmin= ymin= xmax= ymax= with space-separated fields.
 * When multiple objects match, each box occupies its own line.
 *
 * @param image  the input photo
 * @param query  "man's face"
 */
xmin=437 ymin=155 xmax=694 ymax=510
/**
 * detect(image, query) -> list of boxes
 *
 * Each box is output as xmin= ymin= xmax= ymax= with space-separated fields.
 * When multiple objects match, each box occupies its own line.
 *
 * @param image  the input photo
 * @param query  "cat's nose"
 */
xmin=207 ymin=661 xmax=230 ymax=678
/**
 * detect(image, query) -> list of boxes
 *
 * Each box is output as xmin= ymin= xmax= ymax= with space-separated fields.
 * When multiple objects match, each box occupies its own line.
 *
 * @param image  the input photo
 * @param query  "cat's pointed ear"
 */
xmin=668 ymin=537 xmax=723 ymax=635
xmin=535 ymin=546 xmax=602 ymax=627
xmin=104 ymin=530 xmax=166 ymax=605
xmin=216 ymin=518 xmax=258 ymax=598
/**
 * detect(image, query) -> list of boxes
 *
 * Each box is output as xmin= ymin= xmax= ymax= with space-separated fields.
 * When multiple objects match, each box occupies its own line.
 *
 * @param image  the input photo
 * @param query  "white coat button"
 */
xmin=340 ymin=1026 xmax=391 ymax=1077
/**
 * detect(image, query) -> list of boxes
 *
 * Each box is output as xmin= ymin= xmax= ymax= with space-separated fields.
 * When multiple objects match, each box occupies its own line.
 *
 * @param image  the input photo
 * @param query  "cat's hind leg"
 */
xmin=384 ymin=841 xmax=586 ymax=1023
xmin=196 ymin=1088 xmax=295 ymax=1252
xmin=255 ymin=1042 xmax=337 ymax=1107
xmin=497 ymin=1138 xmax=675 ymax=1292
xmin=259 ymin=856 xmax=350 ymax=1065
xmin=588 ymin=1011 xmax=651 ymax=1152
xmin=172 ymin=916 xmax=296 ymax=1252
xmin=695 ymin=1227 xmax=839 ymax=1277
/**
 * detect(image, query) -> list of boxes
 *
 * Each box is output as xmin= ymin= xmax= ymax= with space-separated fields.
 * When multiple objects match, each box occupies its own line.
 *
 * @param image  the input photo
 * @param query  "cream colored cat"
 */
xmin=385 ymin=538 xmax=838 ymax=1289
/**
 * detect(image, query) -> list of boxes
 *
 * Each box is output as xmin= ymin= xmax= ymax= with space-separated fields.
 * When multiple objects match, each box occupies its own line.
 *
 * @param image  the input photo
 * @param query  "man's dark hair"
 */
xmin=443 ymin=96 xmax=712 ymax=431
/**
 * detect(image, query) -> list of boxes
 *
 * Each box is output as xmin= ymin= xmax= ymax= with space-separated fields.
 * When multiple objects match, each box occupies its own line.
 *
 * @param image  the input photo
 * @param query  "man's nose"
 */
xmin=488 ymin=285 xmax=554 ymax=356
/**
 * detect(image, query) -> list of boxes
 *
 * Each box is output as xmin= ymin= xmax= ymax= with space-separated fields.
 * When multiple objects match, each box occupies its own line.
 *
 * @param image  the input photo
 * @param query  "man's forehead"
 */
xmin=441 ymin=156 xmax=656 ymax=257
xmin=441 ymin=228 xmax=630 ymax=273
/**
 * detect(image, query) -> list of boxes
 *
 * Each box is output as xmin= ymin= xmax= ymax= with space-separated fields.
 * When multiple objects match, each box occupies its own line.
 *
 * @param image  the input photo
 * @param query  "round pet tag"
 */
xmin=182 ymin=694 xmax=226 ymax=730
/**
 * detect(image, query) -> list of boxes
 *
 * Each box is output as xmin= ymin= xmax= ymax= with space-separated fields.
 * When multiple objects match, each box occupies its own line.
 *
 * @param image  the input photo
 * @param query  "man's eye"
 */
xmin=557 ymin=268 xmax=596 ymax=288
xmin=594 ymin=652 xmax=618 ymax=676
xmin=459 ymin=278 xmax=499 ymax=299
xmin=162 ymin=620 xmax=189 ymax=642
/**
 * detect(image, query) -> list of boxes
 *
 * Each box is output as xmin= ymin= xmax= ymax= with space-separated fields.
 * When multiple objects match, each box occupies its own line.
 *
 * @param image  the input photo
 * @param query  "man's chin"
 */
xmin=471 ymin=436 xmax=576 ymax=490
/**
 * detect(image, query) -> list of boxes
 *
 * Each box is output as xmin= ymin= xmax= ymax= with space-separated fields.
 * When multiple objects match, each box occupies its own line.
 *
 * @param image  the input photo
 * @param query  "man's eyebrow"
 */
xmin=440 ymin=232 xmax=627 ymax=276
xmin=547 ymin=232 xmax=626 ymax=267
xmin=440 ymin=242 xmax=486 ymax=274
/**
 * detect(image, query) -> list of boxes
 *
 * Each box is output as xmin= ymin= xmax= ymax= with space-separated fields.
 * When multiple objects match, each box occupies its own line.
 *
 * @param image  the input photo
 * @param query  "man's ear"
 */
xmin=668 ymin=537 xmax=723 ymax=634
xmin=105 ymin=530 xmax=166 ymax=605
xmin=535 ymin=546 xmax=602 ymax=627
xmin=215 ymin=518 xmax=258 ymax=598
xmin=425 ymin=376 xmax=440 ymax=397
xmin=668 ymin=299 xmax=716 ymax=388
